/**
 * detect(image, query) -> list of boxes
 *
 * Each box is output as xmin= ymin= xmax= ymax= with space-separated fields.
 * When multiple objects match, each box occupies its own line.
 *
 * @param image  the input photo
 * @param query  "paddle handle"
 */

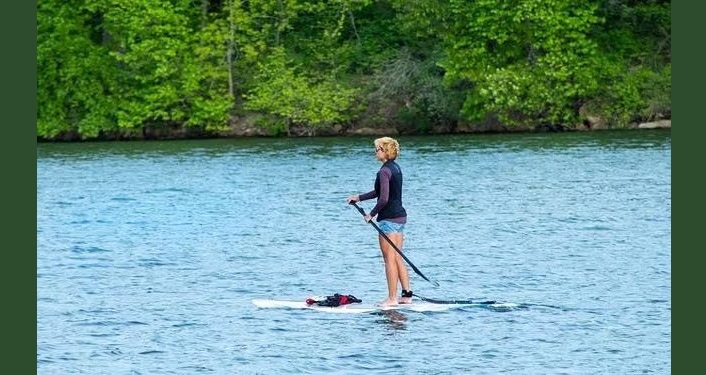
xmin=352 ymin=202 xmax=367 ymax=217
xmin=350 ymin=202 xmax=439 ymax=287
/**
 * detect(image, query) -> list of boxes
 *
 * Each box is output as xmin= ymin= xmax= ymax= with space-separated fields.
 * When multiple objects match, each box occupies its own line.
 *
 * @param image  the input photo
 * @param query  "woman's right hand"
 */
xmin=346 ymin=195 xmax=360 ymax=204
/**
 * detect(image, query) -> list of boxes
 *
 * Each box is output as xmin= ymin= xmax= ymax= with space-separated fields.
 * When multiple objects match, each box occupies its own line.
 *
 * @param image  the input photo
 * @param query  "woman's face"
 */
xmin=375 ymin=144 xmax=386 ymax=161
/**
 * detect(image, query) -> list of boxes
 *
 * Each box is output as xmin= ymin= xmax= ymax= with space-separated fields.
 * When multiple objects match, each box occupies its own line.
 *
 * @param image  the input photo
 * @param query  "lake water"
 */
xmin=37 ymin=131 xmax=671 ymax=374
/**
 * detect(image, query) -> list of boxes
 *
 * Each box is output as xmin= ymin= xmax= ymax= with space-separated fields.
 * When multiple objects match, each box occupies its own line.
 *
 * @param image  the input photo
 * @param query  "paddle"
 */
xmin=413 ymin=294 xmax=496 ymax=305
xmin=350 ymin=202 xmax=440 ymax=287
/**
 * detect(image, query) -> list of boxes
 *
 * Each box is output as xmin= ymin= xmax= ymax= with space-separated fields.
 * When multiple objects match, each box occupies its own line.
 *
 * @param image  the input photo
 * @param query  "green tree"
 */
xmin=37 ymin=0 xmax=670 ymax=139
xmin=37 ymin=0 xmax=119 ymax=138
xmin=38 ymin=0 xmax=234 ymax=139
xmin=101 ymin=0 xmax=231 ymax=131
xmin=243 ymin=47 xmax=357 ymax=135
xmin=586 ymin=0 xmax=671 ymax=126
xmin=439 ymin=0 xmax=602 ymax=126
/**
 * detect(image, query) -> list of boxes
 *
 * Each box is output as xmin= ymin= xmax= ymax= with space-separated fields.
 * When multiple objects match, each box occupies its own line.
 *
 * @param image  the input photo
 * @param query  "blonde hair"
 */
xmin=374 ymin=137 xmax=400 ymax=159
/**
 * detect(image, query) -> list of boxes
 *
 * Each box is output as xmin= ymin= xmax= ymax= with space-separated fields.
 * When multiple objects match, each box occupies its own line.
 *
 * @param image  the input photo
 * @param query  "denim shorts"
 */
xmin=377 ymin=220 xmax=405 ymax=234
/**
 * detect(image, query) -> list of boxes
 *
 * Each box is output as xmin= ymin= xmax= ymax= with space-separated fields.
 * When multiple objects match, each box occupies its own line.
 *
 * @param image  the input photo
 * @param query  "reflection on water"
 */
xmin=374 ymin=310 xmax=408 ymax=331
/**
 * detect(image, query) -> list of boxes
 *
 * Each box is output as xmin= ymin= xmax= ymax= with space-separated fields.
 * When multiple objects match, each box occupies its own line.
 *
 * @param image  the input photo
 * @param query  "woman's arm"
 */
xmin=369 ymin=168 xmax=391 ymax=217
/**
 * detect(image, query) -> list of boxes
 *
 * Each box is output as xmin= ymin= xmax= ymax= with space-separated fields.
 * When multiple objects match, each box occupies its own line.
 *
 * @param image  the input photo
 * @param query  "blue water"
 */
xmin=37 ymin=131 xmax=671 ymax=374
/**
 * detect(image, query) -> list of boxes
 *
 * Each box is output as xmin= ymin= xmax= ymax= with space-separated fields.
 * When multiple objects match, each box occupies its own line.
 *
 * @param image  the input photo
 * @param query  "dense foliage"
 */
xmin=37 ymin=0 xmax=671 ymax=139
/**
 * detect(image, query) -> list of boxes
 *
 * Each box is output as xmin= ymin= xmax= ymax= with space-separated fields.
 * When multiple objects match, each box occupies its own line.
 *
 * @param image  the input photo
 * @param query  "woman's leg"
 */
xmin=378 ymin=234 xmax=399 ymax=306
xmin=387 ymin=233 xmax=411 ymax=303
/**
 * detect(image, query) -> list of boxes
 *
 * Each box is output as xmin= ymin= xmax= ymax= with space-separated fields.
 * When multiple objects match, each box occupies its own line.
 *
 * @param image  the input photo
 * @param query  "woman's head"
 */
xmin=374 ymin=137 xmax=400 ymax=161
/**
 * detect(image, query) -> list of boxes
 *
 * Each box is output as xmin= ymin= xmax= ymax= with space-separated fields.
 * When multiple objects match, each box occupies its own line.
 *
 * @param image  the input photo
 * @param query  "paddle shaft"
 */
xmin=351 ymin=202 xmax=439 ymax=287
xmin=414 ymin=294 xmax=496 ymax=305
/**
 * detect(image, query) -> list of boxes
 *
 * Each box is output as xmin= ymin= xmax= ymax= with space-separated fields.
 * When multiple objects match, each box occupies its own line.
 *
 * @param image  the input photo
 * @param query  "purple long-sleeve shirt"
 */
xmin=359 ymin=167 xmax=407 ymax=223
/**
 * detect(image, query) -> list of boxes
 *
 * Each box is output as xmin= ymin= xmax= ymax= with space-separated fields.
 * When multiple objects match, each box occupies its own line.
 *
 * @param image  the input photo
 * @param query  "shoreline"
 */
xmin=36 ymin=119 xmax=671 ymax=143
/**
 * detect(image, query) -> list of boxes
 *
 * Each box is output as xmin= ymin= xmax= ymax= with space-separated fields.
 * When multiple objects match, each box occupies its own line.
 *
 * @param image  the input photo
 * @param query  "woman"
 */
xmin=347 ymin=137 xmax=412 ymax=306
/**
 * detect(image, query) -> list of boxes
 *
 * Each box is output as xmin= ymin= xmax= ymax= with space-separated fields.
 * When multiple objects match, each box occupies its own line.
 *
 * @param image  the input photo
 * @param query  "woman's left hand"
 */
xmin=364 ymin=214 xmax=373 ymax=223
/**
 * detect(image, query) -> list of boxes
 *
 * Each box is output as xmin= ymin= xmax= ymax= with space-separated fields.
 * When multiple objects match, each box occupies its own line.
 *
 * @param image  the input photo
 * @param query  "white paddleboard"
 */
xmin=252 ymin=299 xmax=470 ymax=314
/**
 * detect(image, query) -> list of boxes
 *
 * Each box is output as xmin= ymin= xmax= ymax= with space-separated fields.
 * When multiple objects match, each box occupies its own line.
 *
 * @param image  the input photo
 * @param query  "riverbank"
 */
xmin=36 ymin=118 xmax=671 ymax=142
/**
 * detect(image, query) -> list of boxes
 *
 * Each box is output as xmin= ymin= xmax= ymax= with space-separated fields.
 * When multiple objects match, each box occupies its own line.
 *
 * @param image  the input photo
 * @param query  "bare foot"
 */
xmin=377 ymin=298 xmax=399 ymax=307
xmin=398 ymin=297 xmax=413 ymax=304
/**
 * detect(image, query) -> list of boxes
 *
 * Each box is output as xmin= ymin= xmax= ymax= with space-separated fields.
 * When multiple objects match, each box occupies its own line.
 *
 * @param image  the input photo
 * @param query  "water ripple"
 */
xmin=37 ymin=132 xmax=671 ymax=374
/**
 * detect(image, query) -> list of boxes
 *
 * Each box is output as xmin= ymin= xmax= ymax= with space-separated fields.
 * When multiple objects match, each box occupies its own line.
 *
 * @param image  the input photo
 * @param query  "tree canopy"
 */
xmin=37 ymin=0 xmax=671 ymax=139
